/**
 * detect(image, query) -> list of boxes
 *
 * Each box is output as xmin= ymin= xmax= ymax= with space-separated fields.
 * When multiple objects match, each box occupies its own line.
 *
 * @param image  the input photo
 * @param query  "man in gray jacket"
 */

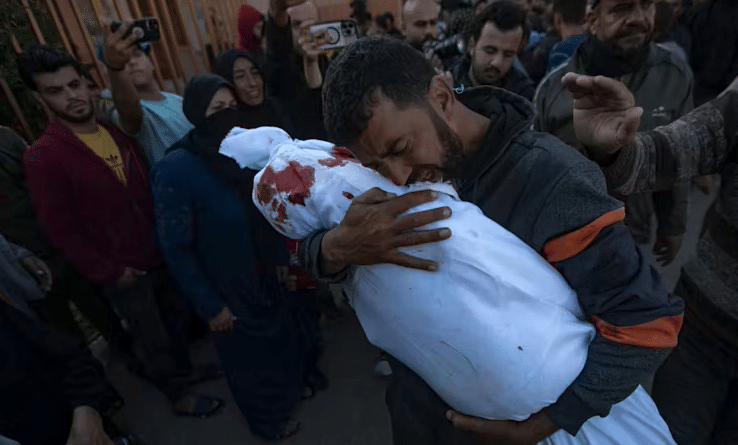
xmin=534 ymin=0 xmax=693 ymax=265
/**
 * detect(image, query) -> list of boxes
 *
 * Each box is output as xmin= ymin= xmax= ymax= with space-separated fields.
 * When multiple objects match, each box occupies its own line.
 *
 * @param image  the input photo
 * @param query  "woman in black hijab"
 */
xmin=151 ymin=74 xmax=310 ymax=440
xmin=214 ymin=48 xmax=294 ymax=132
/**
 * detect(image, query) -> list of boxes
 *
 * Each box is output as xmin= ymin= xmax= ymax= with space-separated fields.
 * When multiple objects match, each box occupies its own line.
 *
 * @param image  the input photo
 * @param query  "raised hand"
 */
xmin=102 ymin=20 xmax=142 ymax=71
xmin=561 ymin=73 xmax=643 ymax=162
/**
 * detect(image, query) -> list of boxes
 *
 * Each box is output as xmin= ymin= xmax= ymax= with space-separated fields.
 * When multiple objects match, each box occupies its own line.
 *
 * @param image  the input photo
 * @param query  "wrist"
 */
xmin=72 ymin=405 xmax=102 ymax=422
xmin=320 ymin=228 xmax=349 ymax=275
xmin=586 ymin=147 xmax=621 ymax=166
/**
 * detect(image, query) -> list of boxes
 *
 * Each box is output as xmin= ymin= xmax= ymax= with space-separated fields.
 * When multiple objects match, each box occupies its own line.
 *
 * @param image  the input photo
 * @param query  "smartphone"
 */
xmin=309 ymin=20 xmax=359 ymax=50
xmin=111 ymin=17 xmax=160 ymax=43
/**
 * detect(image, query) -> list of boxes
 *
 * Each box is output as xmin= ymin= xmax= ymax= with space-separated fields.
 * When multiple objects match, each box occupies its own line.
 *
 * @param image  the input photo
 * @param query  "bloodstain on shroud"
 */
xmin=318 ymin=146 xmax=359 ymax=168
xmin=257 ymin=161 xmax=316 ymax=225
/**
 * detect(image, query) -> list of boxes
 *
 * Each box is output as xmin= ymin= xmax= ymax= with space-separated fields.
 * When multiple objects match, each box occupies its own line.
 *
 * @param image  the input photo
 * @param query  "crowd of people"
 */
xmin=0 ymin=0 xmax=737 ymax=443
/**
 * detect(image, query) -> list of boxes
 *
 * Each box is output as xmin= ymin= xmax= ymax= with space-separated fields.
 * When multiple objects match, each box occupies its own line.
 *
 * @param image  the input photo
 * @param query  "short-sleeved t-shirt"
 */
xmin=76 ymin=126 xmax=127 ymax=185
xmin=109 ymin=92 xmax=193 ymax=164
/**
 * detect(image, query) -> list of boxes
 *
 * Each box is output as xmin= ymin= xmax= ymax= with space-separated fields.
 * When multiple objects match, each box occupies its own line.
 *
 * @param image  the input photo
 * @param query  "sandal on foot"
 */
xmin=307 ymin=369 xmax=329 ymax=392
xmin=301 ymin=385 xmax=316 ymax=400
xmin=265 ymin=420 xmax=300 ymax=441
xmin=172 ymin=395 xmax=225 ymax=419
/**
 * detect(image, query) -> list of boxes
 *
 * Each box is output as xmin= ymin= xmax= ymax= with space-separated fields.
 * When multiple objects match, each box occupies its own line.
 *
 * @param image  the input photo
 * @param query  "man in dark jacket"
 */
xmin=265 ymin=0 xmax=328 ymax=141
xmin=17 ymin=45 xmax=223 ymax=419
xmin=301 ymin=36 xmax=683 ymax=444
xmin=0 ymin=296 xmax=121 ymax=445
xmin=535 ymin=0 xmax=693 ymax=266
xmin=0 ymin=233 xmax=122 ymax=445
xmin=452 ymin=0 xmax=536 ymax=101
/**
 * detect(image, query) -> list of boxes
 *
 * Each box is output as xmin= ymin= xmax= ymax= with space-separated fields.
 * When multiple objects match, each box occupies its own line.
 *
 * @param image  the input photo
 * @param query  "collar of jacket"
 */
xmin=35 ymin=118 xmax=144 ymax=168
xmin=454 ymin=86 xmax=535 ymax=182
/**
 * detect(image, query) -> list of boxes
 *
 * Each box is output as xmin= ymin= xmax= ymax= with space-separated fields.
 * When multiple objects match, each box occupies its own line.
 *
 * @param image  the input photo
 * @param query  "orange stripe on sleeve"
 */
xmin=543 ymin=208 xmax=626 ymax=262
xmin=591 ymin=314 xmax=684 ymax=348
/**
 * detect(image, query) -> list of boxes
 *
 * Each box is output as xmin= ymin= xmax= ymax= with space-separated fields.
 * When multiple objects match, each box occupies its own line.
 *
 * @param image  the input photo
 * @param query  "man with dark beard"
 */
xmin=299 ymin=36 xmax=683 ymax=444
xmin=535 ymin=0 xmax=693 ymax=266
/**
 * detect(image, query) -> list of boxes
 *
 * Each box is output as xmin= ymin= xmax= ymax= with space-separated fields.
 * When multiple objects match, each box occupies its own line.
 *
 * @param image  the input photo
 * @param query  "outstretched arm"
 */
xmin=562 ymin=73 xmax=738 ymax=195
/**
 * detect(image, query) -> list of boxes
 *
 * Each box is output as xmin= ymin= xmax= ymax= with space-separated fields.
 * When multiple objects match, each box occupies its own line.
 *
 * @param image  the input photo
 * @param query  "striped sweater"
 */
xmin=604 ymin=89 xmax=738 ymax=319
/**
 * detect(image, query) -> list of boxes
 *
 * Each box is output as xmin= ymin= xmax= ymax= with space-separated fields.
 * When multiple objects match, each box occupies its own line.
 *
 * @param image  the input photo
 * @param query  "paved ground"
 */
xmin=97 ymin=184 xmax=718 ymax=445
xmin=101 ymin=309 xmax=393 ymax=445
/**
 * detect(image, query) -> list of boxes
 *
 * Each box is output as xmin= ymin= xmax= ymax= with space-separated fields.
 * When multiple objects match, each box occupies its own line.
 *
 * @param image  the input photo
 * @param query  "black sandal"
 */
xmin=265 ymin=420 xmax=301 ymax=441
xmin=172 ymin=395 xmax=225 ymax=419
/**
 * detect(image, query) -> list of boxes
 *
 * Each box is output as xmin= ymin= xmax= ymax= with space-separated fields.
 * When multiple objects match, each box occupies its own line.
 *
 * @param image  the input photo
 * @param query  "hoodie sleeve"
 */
xmin=1 ymin=302 xmax=117 ymax=415
xmin=604 ymin=89 xmax=738 ymax=195
xmin=535 ymin=160 xmax=684 ymax=435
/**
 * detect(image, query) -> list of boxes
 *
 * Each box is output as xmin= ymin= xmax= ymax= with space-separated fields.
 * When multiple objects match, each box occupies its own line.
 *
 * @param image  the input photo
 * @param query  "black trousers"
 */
xmin=102 ymin=267 xmax=194 ymax=400
xmin=385 ymin=356 xmax=478 ymax=445
xmin=652 ymin=273 xmax=738 ymax=445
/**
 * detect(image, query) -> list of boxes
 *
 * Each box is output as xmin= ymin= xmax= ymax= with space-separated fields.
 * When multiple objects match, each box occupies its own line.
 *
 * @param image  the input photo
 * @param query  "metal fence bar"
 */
xmin=173 ymin=0 xmax=203 ymax=74
xmin=184 ymin=0 xmax=211 ymax=72
xmin=0 ymin=70 xmax=34 ymax=140
xmin=43 ymin=0 xmax=74 ymax=53
xmin=21 ymin=0 xmax=47 ymax=44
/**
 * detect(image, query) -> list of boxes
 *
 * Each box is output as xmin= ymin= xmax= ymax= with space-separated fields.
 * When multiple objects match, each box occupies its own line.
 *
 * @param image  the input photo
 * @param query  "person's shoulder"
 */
xmin=161 ymin=92 xmax=184 ymax=102
xmin=535 ymin=55 xmax=575 ymax=100
xmin=516 ymin=131 xmax=614 ymax=192
xmin=521 ymin=131 xmax=590 ymax=169
xmin=25 ymin=126 xmax=66 ymax=163
xmin=153 ymin=147 xmax=199 ymax=175
xmin=648 ymin=44 xmax=692 ymax=79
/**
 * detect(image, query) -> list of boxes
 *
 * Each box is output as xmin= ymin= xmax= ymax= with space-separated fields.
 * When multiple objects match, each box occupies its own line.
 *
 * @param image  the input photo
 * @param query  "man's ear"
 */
xmin=553 ymin=12 xmax=563 ymax=36
xmin=518 ymin=30 xmax=528 ymax=54
xmin=587 ymin=10 xmax=597 ymax=35
xmin=428 ymin=74 xmax=455 ymax=119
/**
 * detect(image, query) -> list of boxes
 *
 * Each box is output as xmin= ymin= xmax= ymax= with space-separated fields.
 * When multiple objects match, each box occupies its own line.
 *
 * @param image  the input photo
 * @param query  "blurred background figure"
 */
xmin=266 ymin=0 xmax=329 ymax=140
xmin=653 ymin=0 xmax=687 ymax=62
xmin=547 ymin=0 xmax=588 ymax=71
xmin=215 ymin=49 xmax=288 ymax=128
xmin=452 ymin=0 xmax=536 ymax=100
xmin=684 ymin=0 xmax=738 ymax=106
xmin=237 ymin=4 xmax=266 ymax=52
xmin=402 ymin=0 xmax=442 ymax=50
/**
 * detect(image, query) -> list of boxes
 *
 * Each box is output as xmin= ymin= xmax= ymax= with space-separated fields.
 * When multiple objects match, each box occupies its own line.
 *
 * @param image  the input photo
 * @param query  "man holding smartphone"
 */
xmin=102 ymin=20 xmax=193 ymax=164
xmin=267 ymin=0 xmax=330 ymax=140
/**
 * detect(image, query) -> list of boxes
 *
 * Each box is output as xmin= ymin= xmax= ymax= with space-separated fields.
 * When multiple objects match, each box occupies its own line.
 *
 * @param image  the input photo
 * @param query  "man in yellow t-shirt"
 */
xmin=76 ymin=126 xmax=127 ymax=185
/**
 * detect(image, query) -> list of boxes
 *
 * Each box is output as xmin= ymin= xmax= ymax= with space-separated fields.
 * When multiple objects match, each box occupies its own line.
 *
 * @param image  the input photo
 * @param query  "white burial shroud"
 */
xmin=220 ymin=127 xmax=676 ymax=445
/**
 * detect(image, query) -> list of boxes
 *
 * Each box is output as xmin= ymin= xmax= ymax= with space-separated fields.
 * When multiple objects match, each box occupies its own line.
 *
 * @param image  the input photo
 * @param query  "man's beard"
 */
xmin=471 ymin=62 xmax=502 ymax=86
xmin=49 ymin=100 xmax=94 ymax=124
xmin=605 ymin=27 xmax=652 ymax=60
xmin=407 ymin=106 xmax=467 ymax=183
xmin=410 ymin=34 xmax=435 ymax=51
